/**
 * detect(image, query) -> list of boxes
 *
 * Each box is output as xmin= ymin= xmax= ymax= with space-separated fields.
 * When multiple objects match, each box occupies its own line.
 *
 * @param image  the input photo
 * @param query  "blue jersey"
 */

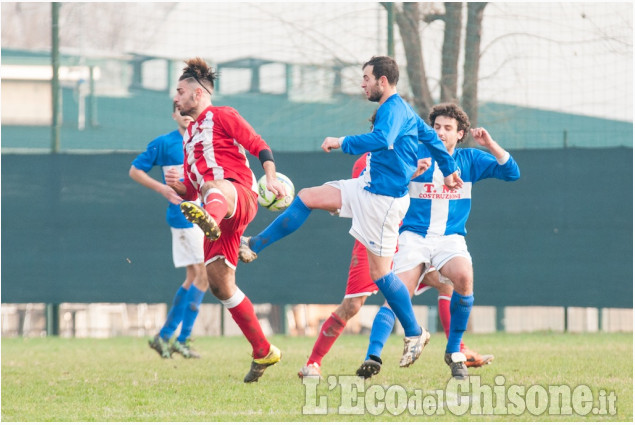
xmin=131 ymin=130 xmax=193 ymax=229
xmin=342 ymin=94 xmax=457 ymax=197
xmin=401 ymin=147 xmax=520 ymax=237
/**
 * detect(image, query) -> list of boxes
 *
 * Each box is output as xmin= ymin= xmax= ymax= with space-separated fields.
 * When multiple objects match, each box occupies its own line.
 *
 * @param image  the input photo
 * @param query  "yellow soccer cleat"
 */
xmin=243 ymin=344 xmax=282 ymax=383
xmin=180 ymin=201 xmax=221 ymax=241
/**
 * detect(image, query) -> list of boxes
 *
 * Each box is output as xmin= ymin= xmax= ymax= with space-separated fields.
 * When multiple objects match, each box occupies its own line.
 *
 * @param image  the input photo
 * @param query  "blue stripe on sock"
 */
xmin=374 ymin=272 xmax=421 ymax=337
xmin=366 ymin=306 xmax=395 ymax=360
xmin=250 ymin=196 xmax=311 ymax=253
xmin=160 ymin=285 xmax=188 ymax=340
xmin=446 ymin=292 xmax=474 ymax=353
xmin=178 ymin=285 xmax=206 ymax=343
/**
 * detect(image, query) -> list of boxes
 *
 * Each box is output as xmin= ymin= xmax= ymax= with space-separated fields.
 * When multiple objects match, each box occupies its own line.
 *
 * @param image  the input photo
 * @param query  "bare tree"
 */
xmin=433 ymin=2 xmax=462 ymax=103
xmin=387 ymin=2 xmax=435 ymax=114
xmin=462 ymin=2 xmax=488 ymax=130
xmin=386 ymin=2 xmax=488 ymax=141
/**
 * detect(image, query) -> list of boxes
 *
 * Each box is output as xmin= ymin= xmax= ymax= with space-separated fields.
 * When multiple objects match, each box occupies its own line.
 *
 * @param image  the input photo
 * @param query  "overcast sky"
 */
xmin=2 ymin=1 xmax=632 ymax=121
xmin=156 ymin=1 xmax=633 ymax=121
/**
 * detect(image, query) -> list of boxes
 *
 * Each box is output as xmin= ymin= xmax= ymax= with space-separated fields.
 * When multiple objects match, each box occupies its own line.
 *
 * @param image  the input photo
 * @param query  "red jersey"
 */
xmin=352 ymin=153 xmax=369 ymax=179
xmin=181 ymin=105 xmax=271 ymax=200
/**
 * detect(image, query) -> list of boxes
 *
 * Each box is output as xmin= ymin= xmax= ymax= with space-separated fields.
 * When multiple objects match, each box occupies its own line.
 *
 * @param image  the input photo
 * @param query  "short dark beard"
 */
xmin=368 ymin=83 xmax=383 ymax=102
xmin=178 ymin=95 xmax=198 ymax=118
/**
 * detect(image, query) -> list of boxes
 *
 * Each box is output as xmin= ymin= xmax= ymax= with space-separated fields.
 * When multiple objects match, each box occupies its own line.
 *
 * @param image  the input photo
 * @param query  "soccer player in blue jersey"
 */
xmin=129 ymin=103 xmax=208 ymax=359
xmin=356 ymin=102 xmax=520 ymax=379
xmin=239 ymin=56 xmax=463 ymax=369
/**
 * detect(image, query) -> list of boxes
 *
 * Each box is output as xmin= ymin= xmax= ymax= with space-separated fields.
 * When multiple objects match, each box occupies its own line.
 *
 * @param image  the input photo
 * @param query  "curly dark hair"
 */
xmin=369 ymin=109 xmax=378 ymax=130
xmin=428 ymin=103 xmax=471 ymax=143
xmin=179 ymin=57 xmax=216 ymax=93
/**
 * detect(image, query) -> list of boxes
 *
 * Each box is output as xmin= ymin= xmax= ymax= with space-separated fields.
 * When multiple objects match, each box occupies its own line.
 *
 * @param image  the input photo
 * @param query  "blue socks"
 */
xmin=178 ymin=285 xmax=206 ymax=343
xmin=374 ymin=272 xmax=421 ymax=337
xmin=160 ymin=286 xmax=188 ymax=340
xmin=365 ymin=306 xmax=395 ymax=361
xmin=446 ymin=291 xmax=474 ymax=353
xmin=249 ymin=197 xmax=312 ymax=253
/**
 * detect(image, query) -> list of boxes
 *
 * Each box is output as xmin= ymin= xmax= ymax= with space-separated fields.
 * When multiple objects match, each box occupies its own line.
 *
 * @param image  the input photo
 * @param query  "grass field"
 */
xmin=1 ymin=332 xmax=632 ymax=422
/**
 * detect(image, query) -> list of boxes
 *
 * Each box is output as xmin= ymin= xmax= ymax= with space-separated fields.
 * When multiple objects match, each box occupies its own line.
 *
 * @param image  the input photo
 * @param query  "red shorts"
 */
xmin=204 ymin=182 xmax=258 ymax=268
xmin=344 ymin=239 xmax=379 ymax=298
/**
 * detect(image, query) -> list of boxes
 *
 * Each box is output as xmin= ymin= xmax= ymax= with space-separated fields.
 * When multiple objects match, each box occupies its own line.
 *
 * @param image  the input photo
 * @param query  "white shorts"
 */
xmin=171 ymin=226 xmax=205 ymax=268
xmin=393 ymin=231 xmax=472 ymax=285
xmin=326 ymin=178 xmax=409 ymax=257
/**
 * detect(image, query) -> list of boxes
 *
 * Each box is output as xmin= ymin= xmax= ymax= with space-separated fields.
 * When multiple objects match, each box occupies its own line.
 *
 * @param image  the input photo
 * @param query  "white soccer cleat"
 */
xmin=238 ymin=236 xmax=258 ymax=263
xmin=298 ymin=362 xmax=322 ymax=379
xmin=399 ymin=329 xmax=430 ymax=367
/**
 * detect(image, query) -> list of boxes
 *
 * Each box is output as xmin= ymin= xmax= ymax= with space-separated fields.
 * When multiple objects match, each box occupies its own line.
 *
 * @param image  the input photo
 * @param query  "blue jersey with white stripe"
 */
xmin=131 ymin=130 xmax=193 ymax=229
xmin=341 ymin=94 xmax=457 ymax=197
xmin=401 ymin=147 xmax=520 ymax=237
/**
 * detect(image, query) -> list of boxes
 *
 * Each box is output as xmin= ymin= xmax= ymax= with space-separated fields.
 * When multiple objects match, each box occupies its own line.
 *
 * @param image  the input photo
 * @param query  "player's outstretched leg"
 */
xmin=180 ymin=201 xmax=221 ymax=241
xmin=238 ymin=197 xmax=312 ymax=262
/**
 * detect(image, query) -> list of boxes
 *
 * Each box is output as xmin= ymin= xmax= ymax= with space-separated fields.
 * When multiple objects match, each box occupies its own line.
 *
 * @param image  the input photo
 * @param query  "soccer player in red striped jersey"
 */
xmin=166 ymin=57 xmax=287 ymax=383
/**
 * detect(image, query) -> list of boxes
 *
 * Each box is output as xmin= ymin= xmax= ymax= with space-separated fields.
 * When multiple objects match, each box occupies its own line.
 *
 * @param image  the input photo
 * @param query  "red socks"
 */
xmin=228 ymin=296 xmax=270 ymax=359
xmin=307 ymin=312 xmax=346 ymax=366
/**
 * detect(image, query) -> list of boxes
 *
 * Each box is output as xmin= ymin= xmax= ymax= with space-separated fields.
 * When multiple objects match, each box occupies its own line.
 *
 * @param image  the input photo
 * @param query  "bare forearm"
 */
xmin=129 ymin=167 xmax=164 ymax=194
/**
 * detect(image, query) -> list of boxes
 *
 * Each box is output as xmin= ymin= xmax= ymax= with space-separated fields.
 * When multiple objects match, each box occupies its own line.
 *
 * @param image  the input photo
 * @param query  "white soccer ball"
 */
xmin=257 ymin=172 xmax=295 ymax=211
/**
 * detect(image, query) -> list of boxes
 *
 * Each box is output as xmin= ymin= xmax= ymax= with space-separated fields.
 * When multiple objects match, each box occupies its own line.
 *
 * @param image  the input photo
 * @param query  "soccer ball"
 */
xmin=257 ymin=172 xmax=295 ymax=211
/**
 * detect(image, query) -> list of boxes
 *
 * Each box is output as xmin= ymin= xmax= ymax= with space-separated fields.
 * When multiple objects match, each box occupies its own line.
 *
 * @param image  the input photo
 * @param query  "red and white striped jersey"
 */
xmin=181 ymin=105 xmax=271 ymax=200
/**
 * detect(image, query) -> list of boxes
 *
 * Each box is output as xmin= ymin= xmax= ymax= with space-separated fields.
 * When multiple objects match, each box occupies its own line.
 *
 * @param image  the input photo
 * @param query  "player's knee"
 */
xmin=296 ymin=188 xmax=314 ymax=207
xmin=338 ymin=298 xmax=363 ymax=320
xmin=453 ymin=277 xmax=473 ymax=295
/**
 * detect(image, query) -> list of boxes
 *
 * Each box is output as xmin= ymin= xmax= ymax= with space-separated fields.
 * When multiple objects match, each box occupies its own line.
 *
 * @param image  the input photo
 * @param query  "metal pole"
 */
xmin=51 ymin=2 xmax=61 ymax=152
xmin=46 ymin=303 xmax=60 ymax=336
xmin=89 ymin=65 xmax=98 ymax=127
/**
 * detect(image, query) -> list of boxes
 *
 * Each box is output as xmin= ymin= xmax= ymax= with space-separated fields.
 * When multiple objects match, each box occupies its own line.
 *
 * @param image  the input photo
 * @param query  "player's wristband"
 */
xmin=259 ymin=149 xmax=275 ymax=166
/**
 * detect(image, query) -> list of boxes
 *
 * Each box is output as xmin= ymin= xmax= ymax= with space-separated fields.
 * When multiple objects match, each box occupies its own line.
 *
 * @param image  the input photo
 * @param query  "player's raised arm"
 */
xmin=470 ymin=127 xmax=507 ymax=161
xmin=322 ymin=137 xmax=343 ymax=152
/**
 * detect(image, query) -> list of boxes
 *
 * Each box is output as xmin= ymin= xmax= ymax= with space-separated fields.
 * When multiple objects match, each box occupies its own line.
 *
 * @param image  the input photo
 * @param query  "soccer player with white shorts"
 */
xmin=129 ymin=103 xmax=207 ymax=359
xmin=359 ymin=102 xmax=520 ymax=379
xmin=239 ymin=56 xmax=463 ymax=371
